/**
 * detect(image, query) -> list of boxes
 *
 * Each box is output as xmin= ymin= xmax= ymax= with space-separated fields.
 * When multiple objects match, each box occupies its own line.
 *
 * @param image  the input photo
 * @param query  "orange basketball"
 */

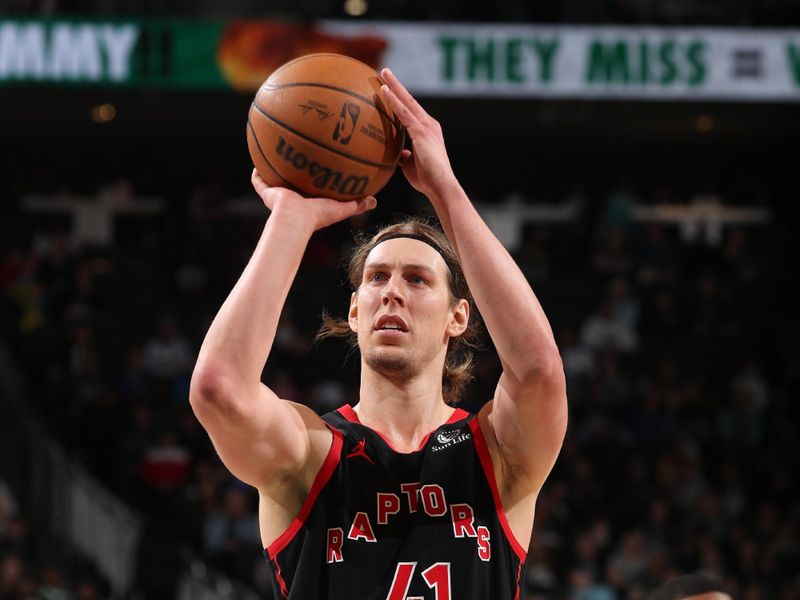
xmin=247 ymin=53 xmax=405 ymax=201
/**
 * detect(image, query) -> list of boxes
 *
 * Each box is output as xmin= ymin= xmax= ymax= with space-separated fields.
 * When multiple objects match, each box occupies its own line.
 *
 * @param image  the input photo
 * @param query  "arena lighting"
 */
xmin=694 ymin=114 xmax=715 ymax=134
xmin=90 ymin=103 xmax=116 ymax=124
xmin=343 ymin=0 xmax=368 ymax=16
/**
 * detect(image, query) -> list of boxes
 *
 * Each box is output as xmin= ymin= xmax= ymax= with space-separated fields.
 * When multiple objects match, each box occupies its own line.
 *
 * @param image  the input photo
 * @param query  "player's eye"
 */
xmin=370 ymin=273 xmax=386 ymax=282
xmin=408 ymin=275 xmax=426 ymax=285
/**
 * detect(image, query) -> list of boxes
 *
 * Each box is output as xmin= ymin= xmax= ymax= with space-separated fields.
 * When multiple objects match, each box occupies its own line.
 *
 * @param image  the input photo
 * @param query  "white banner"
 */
xmin=321 ymin=22 xmax=800 ymax=101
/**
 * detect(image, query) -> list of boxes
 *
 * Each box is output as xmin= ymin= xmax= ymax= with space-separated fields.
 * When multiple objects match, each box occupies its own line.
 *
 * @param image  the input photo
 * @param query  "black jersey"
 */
xmin=263 ymin=405 xmax=527 ymax=599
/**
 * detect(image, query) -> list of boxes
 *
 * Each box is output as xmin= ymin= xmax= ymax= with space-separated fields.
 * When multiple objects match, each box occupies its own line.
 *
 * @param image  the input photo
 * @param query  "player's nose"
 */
xmin=381 ymin=277 xmax=406 ymax=307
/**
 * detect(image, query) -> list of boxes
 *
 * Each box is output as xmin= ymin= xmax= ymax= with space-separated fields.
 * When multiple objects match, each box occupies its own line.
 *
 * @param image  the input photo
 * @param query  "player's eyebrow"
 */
xmin=364 ymin=262 xmax=437 ymax=275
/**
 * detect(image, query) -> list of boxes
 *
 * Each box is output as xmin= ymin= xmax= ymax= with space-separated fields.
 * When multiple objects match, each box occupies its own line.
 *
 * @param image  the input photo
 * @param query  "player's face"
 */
xmin=350 ymin=238 xmax=466 ymax=378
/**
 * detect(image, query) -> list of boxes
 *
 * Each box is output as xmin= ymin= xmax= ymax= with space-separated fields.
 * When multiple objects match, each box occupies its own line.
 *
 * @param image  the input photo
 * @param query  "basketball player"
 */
xmin=649 ymin=574 xmax=732 ymax=600
xmin=190 ymin=68 xmax=567 ymax=598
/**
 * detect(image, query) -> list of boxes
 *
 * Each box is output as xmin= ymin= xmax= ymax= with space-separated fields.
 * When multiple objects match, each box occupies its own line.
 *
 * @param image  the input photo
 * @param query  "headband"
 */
xmin=370 ymin=233 xmax=459 ymax=280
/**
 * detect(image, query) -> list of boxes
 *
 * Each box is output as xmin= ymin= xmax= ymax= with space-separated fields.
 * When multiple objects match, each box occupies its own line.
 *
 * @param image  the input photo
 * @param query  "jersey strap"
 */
xmin=266 ymin=424 xmax=344 ymax=560
xmin=469 ymin=416 xmax=528 ymax=561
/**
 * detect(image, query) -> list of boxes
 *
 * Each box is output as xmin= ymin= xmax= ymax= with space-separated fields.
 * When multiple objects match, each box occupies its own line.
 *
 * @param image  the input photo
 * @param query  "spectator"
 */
xmin=203 ymin=486 xmax=261 ymax=585
xmin=606 ymin=530 xmax=649 ymax=589
xmin=141 ymin=315 xmax=193 ymax=382
xmin=649 ymin=573 xmax=731 ymax=600
xmin=568 ymin=566 xmax=618 ymax=600
xmin=580 ymin=300 xmax=639 ymax=354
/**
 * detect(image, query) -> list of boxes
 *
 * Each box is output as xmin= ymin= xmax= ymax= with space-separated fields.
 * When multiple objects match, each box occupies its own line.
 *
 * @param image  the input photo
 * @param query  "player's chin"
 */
xmin=364 ymin=346 xmax=413 ymax=373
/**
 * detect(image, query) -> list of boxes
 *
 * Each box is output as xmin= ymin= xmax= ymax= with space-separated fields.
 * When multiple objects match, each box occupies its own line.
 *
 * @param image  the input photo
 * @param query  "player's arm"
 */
xmin=190 ymin=172 xmax=376 ymax=489
xmin=380 ymin=70 xmax=567 ymax=495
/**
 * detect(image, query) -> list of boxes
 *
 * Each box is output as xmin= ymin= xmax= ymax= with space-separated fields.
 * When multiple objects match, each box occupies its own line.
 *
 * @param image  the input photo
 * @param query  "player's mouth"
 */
xmin=374 ymin=315 xmax=409 ymax=333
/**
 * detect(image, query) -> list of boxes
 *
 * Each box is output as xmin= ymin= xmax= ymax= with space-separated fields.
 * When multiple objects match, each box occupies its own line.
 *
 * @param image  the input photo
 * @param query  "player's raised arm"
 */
xmin=189 ymin=172 xmax=376 ymax=489
xmin=379 ymin=69 xmax=567 ymax=495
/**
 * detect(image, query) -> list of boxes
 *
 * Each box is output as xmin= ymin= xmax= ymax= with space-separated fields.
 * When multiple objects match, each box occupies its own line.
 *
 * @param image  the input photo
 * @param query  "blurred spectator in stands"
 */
xmin=626 ymin=386 xmax=666 ymax=445
xmin=115 ymin=402 xmax=154 ymax=496
xmin=598 ymin=177 xmax=639 ymax=239
xmin=119 ymin=346 xmax=148 ymax=402
xmin=580 ymin=300 xmax=639 ymax=354
xmin=649 ymin=573 xmax=731 ymax=600
xmin=66 ymin=259 xmax=103 ymax=323
xmin=720 ymin=228 xmax=758 ymax=284
xmin=595 ymin=352 xmax=632 ymax=408
xmin=309 ymin=379 xmax=346 ymax=415
xmin=204 ymin=486 xmax=261 ymax=584
xmin=0 ymin=517 xmax=33 ymax=565
xmin=639 ymin=289 xmax=683 ymax=350
xmin=38 ymin=565 xmax=71 ymax=600
xmin=517 ymin=226 xmax=551 ymax=282
xmin=174 ymin=241 xmax=209 ymax=299
xmin=273 ymin=305 xmax=309 ymax=359
xmin=690 ymin=273 xmax=736 ymax=338
xmin=636 ymin=224 xmax=678 ymax=286
xmin=0 ymin=482 xmax=16 ymax=538
xmin=75 ymin=580 xmax=102 ymax=600
xmin=607 ymin=277 xmax=640 ymax=330
xmin=267 ymin=372 xmax=302 ymax=403
xmin=141 ymin=315 xmax=193 ymax=398
xmin=523 ymin=537 xmax=558 ymax=596
xmin=717 ymin=361 xmax=769 ymax=447
xmin=606 ymin=530 xmax=649 ymax=590
xmin=68 ymin=323 xmax=106 ymax=409
xmin=36 ymin=231 xmax=74 ymax=322
xmin=138 ymin=429 xmax=191 ymax=494
xmin=592 ymin=226 xmax=633 ymax=279
xmin=0 ymin=553 xmax=29 ymax=600
xmin=558 ymin=327 xmax=595 ymax=395
xmin=568 ymin=566 xmax=618 ymax=600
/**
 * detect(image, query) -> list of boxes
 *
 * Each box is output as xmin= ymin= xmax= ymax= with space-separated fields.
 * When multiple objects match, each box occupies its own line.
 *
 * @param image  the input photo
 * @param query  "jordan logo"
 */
xmin=346 ymin=439 xmax=375 ymax=465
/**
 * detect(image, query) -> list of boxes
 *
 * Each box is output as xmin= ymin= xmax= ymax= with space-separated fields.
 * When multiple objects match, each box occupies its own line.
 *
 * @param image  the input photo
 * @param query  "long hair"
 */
xmin=316 ymin=217 xmax=480 ymax=405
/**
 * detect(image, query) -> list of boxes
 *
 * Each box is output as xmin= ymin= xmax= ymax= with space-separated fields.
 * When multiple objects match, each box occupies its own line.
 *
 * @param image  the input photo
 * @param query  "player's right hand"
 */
xmin=251 ymin=169 xmax=377 ymax=232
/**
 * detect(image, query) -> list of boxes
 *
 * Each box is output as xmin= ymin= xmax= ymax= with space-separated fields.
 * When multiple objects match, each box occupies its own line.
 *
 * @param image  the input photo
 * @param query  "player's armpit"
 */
xmin=484 ymin=365 xmax=568 ymax=495
xmin=190 ymin=369 xmax=330 ymax=488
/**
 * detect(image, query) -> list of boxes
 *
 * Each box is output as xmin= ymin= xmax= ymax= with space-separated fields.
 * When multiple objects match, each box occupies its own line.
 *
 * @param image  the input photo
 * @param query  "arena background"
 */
xmin=1 ymin=1 xmax=799 ymax=599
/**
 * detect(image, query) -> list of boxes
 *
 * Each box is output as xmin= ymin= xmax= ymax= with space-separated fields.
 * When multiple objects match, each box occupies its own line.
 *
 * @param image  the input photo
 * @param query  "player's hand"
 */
xmin=251 ymin=169 xmax=377 ymax=232
xmin=379 ymin=68 xmax=458 ymax=201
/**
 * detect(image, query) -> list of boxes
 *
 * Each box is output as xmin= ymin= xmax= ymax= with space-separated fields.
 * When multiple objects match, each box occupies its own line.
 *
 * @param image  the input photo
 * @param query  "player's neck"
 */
xmin=355 ymin=363 xmax=455 ymax=453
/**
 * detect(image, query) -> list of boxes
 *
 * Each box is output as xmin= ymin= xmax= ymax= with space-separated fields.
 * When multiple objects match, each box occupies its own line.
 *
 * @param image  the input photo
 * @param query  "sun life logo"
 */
xmin=432 ymin=428 xmax=471 ymax=452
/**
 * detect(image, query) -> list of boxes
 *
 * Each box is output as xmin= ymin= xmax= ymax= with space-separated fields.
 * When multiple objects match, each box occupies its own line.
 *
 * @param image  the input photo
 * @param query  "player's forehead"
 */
xmin=363 ymin=238 xmax=449 ymax=278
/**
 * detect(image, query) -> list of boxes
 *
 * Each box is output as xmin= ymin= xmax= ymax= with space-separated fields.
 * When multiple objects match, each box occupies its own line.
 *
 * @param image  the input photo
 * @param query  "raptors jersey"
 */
xmin=263 ymin=405 xmax=527 ymax=599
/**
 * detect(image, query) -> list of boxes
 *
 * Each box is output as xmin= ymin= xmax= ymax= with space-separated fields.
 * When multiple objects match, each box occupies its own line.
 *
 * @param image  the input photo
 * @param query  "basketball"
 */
xmin=247 ymin=53 xmax=405 ymax=200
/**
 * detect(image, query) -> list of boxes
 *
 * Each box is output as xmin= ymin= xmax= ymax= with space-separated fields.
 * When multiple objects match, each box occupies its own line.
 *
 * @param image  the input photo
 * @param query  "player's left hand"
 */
xmin=380 ymin=68 xmax=458 ymax=201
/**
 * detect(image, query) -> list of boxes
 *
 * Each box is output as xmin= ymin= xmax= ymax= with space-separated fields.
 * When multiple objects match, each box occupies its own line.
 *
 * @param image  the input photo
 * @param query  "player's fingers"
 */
xmin=334 ymin=196 xmax=378 ymax=221
xmin=399 ymin=149 xmax=414 ymax=168
xmin=251 ymin=168 xmax=269 ymax=193
xmin=381 ymin=68 xmax=429 ymax=122
xmin=380 ymin=84 xmax=422 ymax=132
xmin=358 ymin=196 xmax=378 ymax=213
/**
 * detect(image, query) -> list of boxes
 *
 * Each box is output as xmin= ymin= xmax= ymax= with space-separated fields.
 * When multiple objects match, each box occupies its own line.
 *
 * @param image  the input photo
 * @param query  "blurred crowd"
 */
xmin=0 ymin=175 xmax=798 ymax=600
xmin=0 ymin=477 xmax=109 ymax=600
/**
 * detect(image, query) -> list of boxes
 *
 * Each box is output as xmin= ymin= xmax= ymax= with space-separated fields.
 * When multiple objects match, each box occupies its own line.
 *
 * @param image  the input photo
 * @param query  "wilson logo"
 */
xmin=274 ymin=136 xmax=369 ymax=197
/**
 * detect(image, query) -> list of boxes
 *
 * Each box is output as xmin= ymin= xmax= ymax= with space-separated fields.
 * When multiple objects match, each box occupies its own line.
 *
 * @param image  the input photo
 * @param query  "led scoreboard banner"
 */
xmin=1 ymin=18 xmax=799 ymax=101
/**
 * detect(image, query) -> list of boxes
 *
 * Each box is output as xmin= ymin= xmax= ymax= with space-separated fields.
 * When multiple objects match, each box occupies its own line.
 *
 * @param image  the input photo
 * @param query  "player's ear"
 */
xmin=348 ymin=291 xmax=359 ymax=332
xmin=446 ymin=299 xmax=469 ymax=338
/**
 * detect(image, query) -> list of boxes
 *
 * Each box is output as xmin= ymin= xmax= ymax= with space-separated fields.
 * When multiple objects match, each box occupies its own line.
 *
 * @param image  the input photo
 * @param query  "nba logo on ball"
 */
xmin=333 ymin=102 xmax=361 ymax=146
